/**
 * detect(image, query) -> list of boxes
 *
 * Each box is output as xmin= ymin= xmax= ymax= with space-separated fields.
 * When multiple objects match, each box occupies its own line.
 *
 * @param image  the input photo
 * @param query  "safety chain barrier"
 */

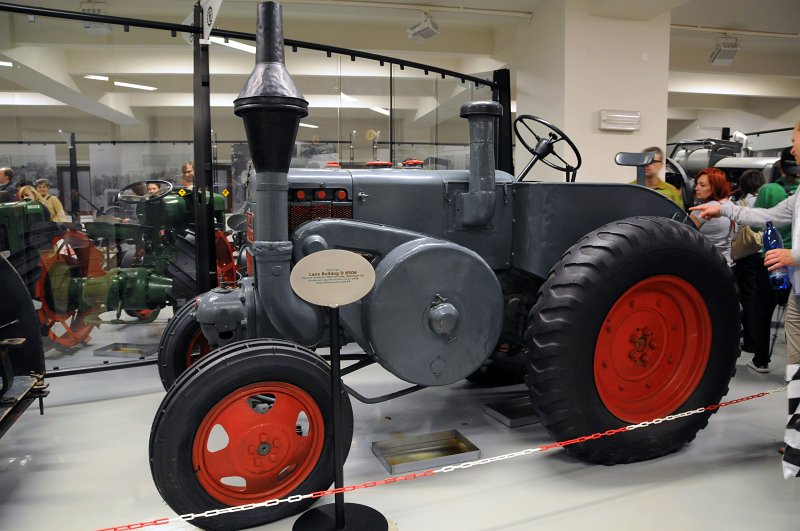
xmin=98 ymin=387 xmax=785 ymax=531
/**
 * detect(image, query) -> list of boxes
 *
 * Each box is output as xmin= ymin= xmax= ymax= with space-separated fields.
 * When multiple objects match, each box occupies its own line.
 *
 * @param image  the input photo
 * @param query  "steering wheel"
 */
xmin=117 ymin=180 xmax=173 ymax=204
xmin=514 ymin=115 xmax=582 ymax=182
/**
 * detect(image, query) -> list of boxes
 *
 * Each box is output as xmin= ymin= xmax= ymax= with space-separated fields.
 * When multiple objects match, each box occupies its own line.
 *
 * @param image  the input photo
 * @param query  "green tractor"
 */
xmin=0 ymin=180 xmax=237 ymax=351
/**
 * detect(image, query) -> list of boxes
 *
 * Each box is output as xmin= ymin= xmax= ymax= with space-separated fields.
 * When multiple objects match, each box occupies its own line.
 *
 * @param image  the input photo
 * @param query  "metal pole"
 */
xmin=329 ymin=306 xmax=346 ymax=528
xmin=193 ymin=1 xmax=217 ymax=293
xmin=68 ymin=133 xmax=79 ymax=222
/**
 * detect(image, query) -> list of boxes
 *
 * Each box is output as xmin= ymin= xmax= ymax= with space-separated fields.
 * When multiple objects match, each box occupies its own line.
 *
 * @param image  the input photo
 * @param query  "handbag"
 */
xmin=731 ymin=224 xmax=763 ymax=261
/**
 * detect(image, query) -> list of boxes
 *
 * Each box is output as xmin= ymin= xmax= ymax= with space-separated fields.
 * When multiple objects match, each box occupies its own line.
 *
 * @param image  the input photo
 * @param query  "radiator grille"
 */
xmin=288 ymin=201 xmax=353 ymax=234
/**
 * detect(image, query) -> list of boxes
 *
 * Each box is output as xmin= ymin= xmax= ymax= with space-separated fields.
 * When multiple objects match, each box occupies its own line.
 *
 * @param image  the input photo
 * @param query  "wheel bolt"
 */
xmin=649 ymin=340 xmax=657 ymax=350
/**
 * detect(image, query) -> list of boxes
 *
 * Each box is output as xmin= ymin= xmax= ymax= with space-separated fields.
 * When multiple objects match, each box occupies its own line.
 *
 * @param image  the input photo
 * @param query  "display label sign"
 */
xmin=290 ymin=249 xmax=375 ymax=308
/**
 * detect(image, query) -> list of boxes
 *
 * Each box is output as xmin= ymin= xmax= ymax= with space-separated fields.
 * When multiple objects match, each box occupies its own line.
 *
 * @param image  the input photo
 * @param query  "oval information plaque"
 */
xmin=290 ymin=249 xmax=376 ymax=308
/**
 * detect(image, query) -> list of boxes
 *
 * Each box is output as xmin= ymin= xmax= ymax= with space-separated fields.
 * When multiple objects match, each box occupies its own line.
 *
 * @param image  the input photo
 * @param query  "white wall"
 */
xmin=509 ymin=0 xmax=670 ymax=183
xmin=562 ymin=0 xmax=670 ymax=183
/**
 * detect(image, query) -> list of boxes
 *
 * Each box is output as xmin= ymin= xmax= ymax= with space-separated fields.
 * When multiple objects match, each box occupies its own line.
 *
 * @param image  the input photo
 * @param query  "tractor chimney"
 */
xmin=459 ymin=101 xmax=502 ymax=227
xmin=234 ymin=1 xmax=307 ymax=241
xmin=232 ymin=1 xmax=323 ymax=346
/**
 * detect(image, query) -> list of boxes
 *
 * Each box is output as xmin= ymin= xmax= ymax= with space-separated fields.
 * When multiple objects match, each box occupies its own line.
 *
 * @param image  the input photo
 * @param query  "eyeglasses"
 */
xmin=648 ymin=159 xmax=663 ymax=165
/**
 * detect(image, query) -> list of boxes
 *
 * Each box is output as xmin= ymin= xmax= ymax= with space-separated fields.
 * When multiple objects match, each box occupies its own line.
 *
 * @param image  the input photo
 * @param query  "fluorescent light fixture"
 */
xmin=299 ymin=123 xmax=319 ymax=129
xmin=114 ymin=80 xmax=157 ymax=91
xmin=0 ymin=61 xmax=12 ymax=67
xmin=209 ymin=36 xmax=256 ymax=54
xmin=84 ymin=74 xmax=109 ymax=81
xmin=599 ymin=109 xmax=640 ymax=131
xmin=340 ymin=92 xmax=358 ymax=102
xmin=370 ymin=107 xmax=390 ymax=116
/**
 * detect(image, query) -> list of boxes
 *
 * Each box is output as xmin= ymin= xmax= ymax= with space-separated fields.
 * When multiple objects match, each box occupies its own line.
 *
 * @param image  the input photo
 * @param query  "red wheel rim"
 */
xmin=594 ymin=275 xmax=711 ymax=422
xmin=132 ymin=309 xmax=155 ymax=320
xmin=192 ymin=382 xmax=325 ymax=506
xmin=185 ymin=327 xmax=212 ymax=368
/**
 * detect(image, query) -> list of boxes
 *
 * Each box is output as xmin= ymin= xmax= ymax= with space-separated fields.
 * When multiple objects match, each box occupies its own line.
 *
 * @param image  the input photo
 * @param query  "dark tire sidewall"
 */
xmin=528 ymin=217 xmax=739 ymax=462
xmin=150 ymin=341 xmax=353 ymax=530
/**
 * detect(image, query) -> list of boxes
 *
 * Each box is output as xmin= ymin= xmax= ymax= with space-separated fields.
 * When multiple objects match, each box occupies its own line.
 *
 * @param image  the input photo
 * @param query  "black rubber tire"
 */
xmin=157 ymin=300 xmax=205 ymax=390
xmin=526 ymin=217 xmax=740 ymax=465
xmin=150 ymin=339 xmax=353 ymax=531
xmin=0 ymin=254 xmax=45 ymax=375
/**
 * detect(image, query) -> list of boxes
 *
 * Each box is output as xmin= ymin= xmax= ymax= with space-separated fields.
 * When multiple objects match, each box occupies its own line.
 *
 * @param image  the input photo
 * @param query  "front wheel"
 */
xmin=527 ymin=217 xmax=739 ymax=464
xmin=150 ymin=339 xmax=353 ymax=530
xmin=157 ymin=300 xmax=210 ymax=390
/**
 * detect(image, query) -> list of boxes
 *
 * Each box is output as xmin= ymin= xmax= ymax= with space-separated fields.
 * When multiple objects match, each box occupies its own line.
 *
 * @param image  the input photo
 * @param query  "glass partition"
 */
xmin=0 ymin=5 xmax=504 ymax=372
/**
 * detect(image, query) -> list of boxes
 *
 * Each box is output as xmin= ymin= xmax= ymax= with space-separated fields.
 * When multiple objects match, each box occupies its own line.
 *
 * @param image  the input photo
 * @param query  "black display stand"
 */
xmin=293 ymin=307 xmax=388 ymax=531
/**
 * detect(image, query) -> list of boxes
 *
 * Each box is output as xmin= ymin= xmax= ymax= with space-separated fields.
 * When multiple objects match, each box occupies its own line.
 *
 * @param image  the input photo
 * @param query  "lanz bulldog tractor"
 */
xmin=149 ymin=3 xmax=739 ymax=529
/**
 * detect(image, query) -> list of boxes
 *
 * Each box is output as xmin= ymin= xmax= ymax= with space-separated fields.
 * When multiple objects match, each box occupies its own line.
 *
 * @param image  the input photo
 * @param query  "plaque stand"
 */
xmin=293 ymin=306 xmax=388 ymax=531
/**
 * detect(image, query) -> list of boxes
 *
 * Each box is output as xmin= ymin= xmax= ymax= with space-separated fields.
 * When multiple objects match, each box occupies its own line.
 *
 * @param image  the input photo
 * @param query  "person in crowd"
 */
xmin=691 ymin=120 xmax=800 ymax=477
xmin=689 ymin=167 xmax=733 ymax=265
xmin=17 ymin=185 xmax=51 ymax=220
xmin=180 ymin=162 xmax=194 ymax=189
xmin=0 ymin=167 xmax=17 ymax=198
xmin=739 ymin=169 xmax=765 ymax=207
xmin=629 ymin=146 xmax=684 ymax=209
xmin=147 ymin=181 xmax=161 ymax=195
xmin=743 ymin=152 xmax=798 ymax=373
xmin=34 ymin=178 xmax=68 ymax=222
xmin=731 ymin=169 xmax=777 ymax=371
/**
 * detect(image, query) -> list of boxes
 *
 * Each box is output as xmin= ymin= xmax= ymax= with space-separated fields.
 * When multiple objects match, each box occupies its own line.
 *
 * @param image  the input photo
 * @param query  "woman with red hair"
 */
xmin=690 ymin=167 xmax=734 ymax=265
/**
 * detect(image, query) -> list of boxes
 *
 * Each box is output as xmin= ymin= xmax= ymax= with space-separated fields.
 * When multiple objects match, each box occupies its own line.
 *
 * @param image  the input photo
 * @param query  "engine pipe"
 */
xmin=231 ymin=1 xmax=323 ymax=345
xmin=458 ymin=101 xmax=502 ymax=227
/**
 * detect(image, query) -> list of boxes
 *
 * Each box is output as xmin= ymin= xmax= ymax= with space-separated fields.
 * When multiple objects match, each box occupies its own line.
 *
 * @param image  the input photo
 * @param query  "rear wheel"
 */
xmin=36 ymin=230 xmax=104 ymax=350
xmin=527 ymin=217 xmax=739 ymax=464
xmin=150 ymin=339 xmax=353 ymax=530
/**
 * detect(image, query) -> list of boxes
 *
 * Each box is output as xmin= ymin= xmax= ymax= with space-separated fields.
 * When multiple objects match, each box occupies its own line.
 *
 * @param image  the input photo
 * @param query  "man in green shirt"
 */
xmin=629 ymin=146 xmax=684 ymax=209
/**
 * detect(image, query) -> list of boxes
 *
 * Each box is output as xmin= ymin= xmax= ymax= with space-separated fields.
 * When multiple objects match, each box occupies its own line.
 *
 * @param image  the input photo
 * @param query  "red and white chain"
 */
xmin=98 ymin=386 xmax=785 ymax=531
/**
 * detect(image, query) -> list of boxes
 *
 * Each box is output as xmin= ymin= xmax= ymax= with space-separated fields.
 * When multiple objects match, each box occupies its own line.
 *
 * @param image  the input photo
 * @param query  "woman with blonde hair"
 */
xmin=18 ymin=185 xmax=51 ymax=221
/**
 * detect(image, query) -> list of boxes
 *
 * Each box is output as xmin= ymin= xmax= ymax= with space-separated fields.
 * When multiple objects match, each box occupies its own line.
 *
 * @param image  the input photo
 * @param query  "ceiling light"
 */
xmin=370 ymin=107 xmax=390 ymax=116
xmin=407 ymin=12 xmax=438 ymax=42
xmin=299 ymin=123 xmax=319 ymax=129
xmin=84 ymin=74 xmax=109 ymax=81
xmin=0 ymin=61 xmax=12 ymax=67
xmin=208 ymin=36 xmax=256 ymax=54
xmin=709 ymin=35 xmax=740 ymax=66
xmin=114 ymin=80 xmax=157 ymax=91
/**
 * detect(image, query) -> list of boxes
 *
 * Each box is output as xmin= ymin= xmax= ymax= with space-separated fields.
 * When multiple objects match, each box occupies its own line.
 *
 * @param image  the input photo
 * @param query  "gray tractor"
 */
xmin=149 ymin=3 xmax=739 ymax=529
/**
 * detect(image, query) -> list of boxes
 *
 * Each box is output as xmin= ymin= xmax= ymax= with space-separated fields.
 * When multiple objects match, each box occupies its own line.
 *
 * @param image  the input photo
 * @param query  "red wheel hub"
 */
xmin=185 ymin=327 xmax=211 ymax=368
xmin=193 ymin=382 xmax=325 ymax=505
xmin=594 ymin=275 xmax=711 ymax=422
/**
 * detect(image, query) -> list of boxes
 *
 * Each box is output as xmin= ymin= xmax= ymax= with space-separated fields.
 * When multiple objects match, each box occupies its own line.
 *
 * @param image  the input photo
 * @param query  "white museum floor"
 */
xmin=0 ymin=312 xmax=797 ymax=531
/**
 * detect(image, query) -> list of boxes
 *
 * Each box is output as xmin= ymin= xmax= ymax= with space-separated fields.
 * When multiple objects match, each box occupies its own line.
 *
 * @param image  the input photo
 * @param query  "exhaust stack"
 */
xmin=234 ymin=0 xmax=307 ymax=242
xmin=458 ymin=101 xmax=502 ymax=227
xmin=231 ymin=1 xmax=322 ymax=346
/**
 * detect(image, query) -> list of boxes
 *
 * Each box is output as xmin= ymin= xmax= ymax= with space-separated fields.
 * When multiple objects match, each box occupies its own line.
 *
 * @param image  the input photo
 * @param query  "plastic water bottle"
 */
xmin=763 ymin=221 xmax=791 ymax=290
